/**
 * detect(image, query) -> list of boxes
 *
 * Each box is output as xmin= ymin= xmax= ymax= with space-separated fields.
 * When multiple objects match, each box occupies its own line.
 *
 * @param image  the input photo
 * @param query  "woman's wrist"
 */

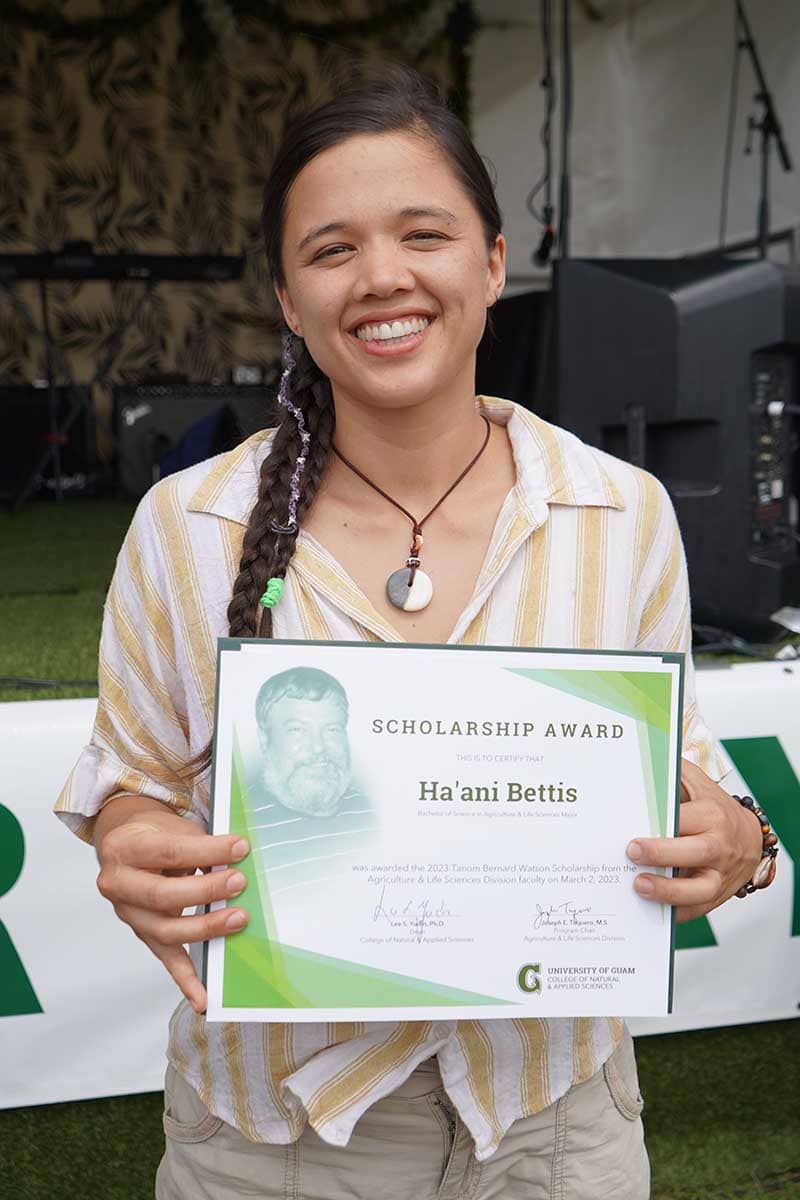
xmin=732 ymin=794 xmax=779 ymax=896
xmin=93 ymin=794 xmax=183 ymax=856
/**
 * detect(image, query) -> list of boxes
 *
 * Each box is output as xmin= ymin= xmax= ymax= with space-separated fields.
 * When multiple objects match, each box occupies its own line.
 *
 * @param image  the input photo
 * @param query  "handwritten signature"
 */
xmin=533 ymin=901 xmax=614 ymax=930
xmin=372 ymin=884 xmax=458 ymax=941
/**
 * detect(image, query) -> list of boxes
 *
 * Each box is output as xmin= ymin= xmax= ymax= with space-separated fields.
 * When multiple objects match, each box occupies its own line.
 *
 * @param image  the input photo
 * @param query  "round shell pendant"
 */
xmin=386 ymin=567 xmax=433 ymax=612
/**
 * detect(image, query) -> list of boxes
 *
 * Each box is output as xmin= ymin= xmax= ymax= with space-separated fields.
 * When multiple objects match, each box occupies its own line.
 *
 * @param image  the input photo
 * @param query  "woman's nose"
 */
xmin=353 ymin=241 xmax=414 ymax=298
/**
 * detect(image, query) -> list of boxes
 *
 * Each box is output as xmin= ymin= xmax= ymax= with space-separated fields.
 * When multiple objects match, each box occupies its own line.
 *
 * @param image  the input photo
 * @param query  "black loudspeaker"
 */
xmin=113 ymin=384 xmax=282 ymax=498
xmin=1 ymin=384 xmax=97 ymax=500
xmin=476 ymin=289 xmax=556 ymax=423
xmin=554 ymin=257 xmax=800 ymax=637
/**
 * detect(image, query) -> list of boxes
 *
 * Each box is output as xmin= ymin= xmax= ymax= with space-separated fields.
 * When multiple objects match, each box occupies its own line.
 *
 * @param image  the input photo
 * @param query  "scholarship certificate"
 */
xmin=205 ymin=640 xmax=684 ymax=1022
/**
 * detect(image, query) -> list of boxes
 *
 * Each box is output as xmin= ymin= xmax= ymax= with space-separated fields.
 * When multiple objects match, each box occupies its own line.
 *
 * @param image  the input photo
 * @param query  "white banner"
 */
xmin=0 ymin=699 xmax=179 ymax=1109
xmin=1 ymin=662 xmax=798 ymax=1108
xmin=630 ymin=662 xmax=800 ymax=1037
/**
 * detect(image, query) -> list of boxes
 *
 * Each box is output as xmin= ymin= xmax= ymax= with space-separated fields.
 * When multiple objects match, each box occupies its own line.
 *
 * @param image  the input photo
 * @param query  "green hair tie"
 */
xmin=259 ymin=577 xmax=285 ymax=609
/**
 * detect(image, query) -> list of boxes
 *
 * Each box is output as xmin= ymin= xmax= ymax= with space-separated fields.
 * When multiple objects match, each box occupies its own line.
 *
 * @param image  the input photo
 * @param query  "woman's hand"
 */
xmin=95 ymin=797 xmax=250 ymax=1013
xmin=626 ymin=759 xmax=763 ymax=922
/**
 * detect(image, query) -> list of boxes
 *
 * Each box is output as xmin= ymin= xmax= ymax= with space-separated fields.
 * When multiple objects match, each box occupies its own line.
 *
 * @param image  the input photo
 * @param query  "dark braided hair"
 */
xmin=227 ymin=344 xmax=334 ymax=639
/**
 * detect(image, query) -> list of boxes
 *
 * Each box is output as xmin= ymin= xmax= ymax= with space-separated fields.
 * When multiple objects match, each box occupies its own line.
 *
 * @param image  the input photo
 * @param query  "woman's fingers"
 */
xmin=97 ymin=862 xmax=247 ymax=911
xmin=627 ymin=828 xmax=727 ymax=910
xmin=626 ymin=830 xmax=719 ymax=871
xmin=117 ymin=899 xmax=249 ymax=946
xmin=93 ymin=811 xmax=253 ymax=1012
xmin=101 ymin=822 xmax=250 ymax=874
xmin=139 ymin=936 xmax=208 ymax=1014
xmin=631 ymin=866 xmax=723 ymax=908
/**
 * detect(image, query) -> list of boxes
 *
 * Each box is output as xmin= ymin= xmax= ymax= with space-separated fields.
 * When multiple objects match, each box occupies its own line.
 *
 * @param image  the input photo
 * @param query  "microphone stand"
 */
xmin=736 ymin=0 xmax=793 ymax=259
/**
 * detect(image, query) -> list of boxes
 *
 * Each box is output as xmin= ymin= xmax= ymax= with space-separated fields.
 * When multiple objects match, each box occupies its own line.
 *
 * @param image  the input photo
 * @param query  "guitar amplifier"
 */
xmin=113 ymin=383 xmax=282 ymax=498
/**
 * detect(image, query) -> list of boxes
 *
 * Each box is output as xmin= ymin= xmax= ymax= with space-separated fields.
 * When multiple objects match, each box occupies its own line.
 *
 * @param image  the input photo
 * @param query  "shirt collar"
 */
xmin=186 ymin=396 xmax=624 ymax=526
xmin=479 ymin=396 xmax=624 ymax=512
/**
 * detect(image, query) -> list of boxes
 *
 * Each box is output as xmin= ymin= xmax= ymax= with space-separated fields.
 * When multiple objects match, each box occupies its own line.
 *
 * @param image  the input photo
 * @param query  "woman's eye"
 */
xmin=313 ymin=232 xmax=444 ymax=261
xmin=314 ymin=244 xmax=352 ymax=260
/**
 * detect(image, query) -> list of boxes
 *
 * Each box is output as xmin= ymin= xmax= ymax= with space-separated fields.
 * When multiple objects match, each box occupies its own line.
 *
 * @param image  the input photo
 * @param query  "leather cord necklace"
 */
xmin=332 ymin=416 xmax=492 ymax=613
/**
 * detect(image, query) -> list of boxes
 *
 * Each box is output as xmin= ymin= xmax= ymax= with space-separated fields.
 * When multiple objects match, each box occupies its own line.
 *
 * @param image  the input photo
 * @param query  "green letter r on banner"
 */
xmin=0 ymin=804 xmax=43 ymax=1017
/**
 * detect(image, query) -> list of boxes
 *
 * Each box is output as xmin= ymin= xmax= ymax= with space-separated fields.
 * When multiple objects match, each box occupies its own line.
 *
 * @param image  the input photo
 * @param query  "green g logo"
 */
xmin=517 ymin=962 xmax=542 ymax=994
xmin=0 ymin=804 xmax=42 ymax=1017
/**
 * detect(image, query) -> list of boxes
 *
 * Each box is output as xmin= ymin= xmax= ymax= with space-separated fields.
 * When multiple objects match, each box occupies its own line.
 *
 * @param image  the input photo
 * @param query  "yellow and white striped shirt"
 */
xmin=56 ymin=396 xmax=727 ymax=1162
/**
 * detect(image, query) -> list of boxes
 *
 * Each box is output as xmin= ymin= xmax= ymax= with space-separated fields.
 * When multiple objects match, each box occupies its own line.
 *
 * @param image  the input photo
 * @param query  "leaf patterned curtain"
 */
xmin=0 ymin=0 xmax=470 ymax=452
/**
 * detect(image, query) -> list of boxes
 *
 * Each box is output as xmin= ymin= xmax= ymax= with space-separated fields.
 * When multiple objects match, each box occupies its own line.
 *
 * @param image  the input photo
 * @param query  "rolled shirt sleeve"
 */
xmin=633 ymin=477 xmax=731 ymax=783
xmin=55 ymin=488 xmax=205 ymax=844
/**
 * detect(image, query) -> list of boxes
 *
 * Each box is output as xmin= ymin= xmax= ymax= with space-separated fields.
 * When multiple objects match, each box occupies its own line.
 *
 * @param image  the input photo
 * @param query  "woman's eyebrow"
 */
xmin=296 ymin=206 xmax=458 ymax=253
xmin=297 ymin=221 xmax=349 ymax=253
xmin=398 ymin=205 xmax=458 ymax=224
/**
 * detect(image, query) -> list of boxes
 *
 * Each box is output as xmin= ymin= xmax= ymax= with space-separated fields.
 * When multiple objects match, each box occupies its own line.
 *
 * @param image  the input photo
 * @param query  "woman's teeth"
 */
xmin=355 ymin=316 xmax=430 ymax=342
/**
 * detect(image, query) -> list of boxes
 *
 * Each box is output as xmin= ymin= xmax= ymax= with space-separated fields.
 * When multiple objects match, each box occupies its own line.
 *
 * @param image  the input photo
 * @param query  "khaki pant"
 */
xmin=156 ymin=1029 xmax=650 ymax=1199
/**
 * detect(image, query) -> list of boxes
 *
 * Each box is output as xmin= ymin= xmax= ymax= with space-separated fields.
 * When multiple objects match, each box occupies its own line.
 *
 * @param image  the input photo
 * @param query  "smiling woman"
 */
xmin=56 ymin=60 xmax=765 ymax=1200
xmin=255 ymin=92 xmax=513 ymax=642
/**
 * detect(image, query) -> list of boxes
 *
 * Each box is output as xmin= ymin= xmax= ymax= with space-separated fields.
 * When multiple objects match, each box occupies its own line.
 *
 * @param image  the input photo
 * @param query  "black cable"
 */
xmin=527 ymin=0 xmax=556 ymax=245
xmin=719 ymin=2 xmax=742 ymax=248
xmin=557 ymin=0 xmax=573 ymax=258
xmin=692 ymin=622 xmax=798 ymax=661
xmin=0 ymin=675 xmax=98 ymax=688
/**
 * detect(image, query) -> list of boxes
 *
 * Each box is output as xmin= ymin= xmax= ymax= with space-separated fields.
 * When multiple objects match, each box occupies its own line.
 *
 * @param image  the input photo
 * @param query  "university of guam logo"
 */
xmin=0 ymin=804 xmax=42 ymax=1017
xmin=517 ymin=962 xmax=542 ymax=994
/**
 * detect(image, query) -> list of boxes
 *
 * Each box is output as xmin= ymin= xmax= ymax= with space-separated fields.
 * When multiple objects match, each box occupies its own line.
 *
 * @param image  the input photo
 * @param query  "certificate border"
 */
xmin=205 ymin=638 xmax=685 ymax=1015
xmin=667 ymin=660 xmax=685 ymax=1013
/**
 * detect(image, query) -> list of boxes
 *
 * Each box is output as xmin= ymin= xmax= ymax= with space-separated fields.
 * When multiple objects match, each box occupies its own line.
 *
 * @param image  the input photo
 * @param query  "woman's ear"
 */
xmin=486 ymin=234 xmax=506 ymax=308
xmin=274 ymin=282 xmax=302 ymax=338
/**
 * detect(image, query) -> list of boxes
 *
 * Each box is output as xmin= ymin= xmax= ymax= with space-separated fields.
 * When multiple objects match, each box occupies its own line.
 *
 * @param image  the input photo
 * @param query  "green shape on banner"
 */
xmin=675 ymin=915 xmax=717 ymax=950
xmin=0 ymin=804 xmax=42 ymax=1016
xmin=722 ymin=736 xmax=800 ymax=938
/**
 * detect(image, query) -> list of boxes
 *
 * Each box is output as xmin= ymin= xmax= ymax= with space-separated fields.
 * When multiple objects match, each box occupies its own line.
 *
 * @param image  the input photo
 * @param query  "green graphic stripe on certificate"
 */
xmin=507 ymin=668 xmax=672 ymax=837
xmin=225 ymin=736 xmax=293 ymax=1006
xmin=224 ymin=938 xmax=512 ymax=1010
xmin=506 ymin=668 xmax=673 ymax=732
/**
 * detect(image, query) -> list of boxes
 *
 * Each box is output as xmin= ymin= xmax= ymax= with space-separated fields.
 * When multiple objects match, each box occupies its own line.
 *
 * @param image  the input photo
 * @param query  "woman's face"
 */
xmin=274 ymin=130 xmax=505 ymax=414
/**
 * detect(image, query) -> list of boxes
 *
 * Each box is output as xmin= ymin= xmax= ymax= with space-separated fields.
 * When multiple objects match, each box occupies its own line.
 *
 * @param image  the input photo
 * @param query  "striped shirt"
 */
xmin=56 ymin=395 xmax=727 ymax=1162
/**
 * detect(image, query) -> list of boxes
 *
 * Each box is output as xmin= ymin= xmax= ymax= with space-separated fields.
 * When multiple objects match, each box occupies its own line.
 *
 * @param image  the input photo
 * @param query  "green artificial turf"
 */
xmin=0 ymin=1091 xmax=163 ymax=1200
xmin=1 ymin=498 xmax=798 ymax=1198
xmin=0 ymin=499 xmax=135 ymax=701
xmin=637 ymin=1019 xmax=800 ymax=1199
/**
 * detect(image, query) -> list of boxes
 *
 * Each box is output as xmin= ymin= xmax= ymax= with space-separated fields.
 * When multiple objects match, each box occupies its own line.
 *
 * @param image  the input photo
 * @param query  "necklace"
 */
xmin=332 ymin=415 xmax=492 ymax=613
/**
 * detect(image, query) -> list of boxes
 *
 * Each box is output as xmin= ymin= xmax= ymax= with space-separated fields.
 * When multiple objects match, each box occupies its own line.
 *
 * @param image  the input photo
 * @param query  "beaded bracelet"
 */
xmin=732 ymin=794 xmax=779 ymax=897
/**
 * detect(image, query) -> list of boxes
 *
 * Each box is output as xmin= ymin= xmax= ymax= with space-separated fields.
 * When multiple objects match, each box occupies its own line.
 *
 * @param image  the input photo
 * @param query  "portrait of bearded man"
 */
xmin=256 ymin=666 xmax=354 ymax=817
xmin=250 ymin=666 xmax=377 ymax=888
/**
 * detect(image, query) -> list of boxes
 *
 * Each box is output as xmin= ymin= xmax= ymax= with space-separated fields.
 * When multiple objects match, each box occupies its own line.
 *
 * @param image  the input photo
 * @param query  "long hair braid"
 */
xmin=184 ymin=340 xmax=333 ymax=780
xmin=227 ymin=337 xmax=335 ymax=641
